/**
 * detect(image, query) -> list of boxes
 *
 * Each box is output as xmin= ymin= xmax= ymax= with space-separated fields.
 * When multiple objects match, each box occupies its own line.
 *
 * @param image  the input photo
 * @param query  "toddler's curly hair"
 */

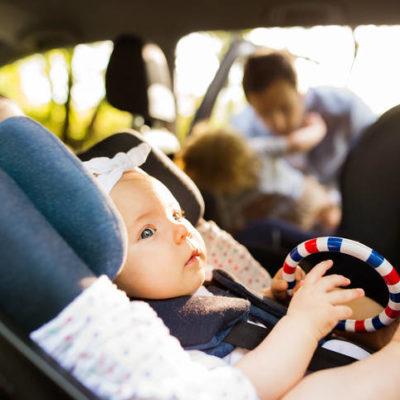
xmin=177 ymin=123 xmax=260 ymax=195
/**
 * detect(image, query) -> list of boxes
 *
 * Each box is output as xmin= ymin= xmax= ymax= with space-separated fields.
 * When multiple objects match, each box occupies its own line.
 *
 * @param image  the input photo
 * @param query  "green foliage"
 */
xmin=0 ymin=43 xmax=133 ymax=153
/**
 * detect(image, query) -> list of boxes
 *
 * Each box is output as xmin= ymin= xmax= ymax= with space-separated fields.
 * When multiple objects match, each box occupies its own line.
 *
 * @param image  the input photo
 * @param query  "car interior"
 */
xmin=2 ymin=0 xmax=400 ymax=398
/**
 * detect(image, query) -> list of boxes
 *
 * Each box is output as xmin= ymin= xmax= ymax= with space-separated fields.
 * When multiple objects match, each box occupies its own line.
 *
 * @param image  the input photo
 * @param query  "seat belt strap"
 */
xmin=223 ymin=320 xmax=358 ymax=371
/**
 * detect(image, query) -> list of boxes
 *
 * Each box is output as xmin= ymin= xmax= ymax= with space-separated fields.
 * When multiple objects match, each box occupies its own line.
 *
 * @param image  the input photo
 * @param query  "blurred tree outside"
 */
xmin=0 ymin=33 xmax=237 ymax=151
xmin=0 ymin=42 xmax=133 ymax=152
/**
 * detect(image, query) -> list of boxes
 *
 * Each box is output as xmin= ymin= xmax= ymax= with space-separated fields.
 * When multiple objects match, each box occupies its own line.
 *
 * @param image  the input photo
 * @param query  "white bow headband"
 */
xmin=83 ymin=143 xmax=151 ymax=194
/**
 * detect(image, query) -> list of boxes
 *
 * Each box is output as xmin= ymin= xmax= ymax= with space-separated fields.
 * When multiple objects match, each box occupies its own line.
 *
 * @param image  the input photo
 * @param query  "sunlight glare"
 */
xmin=350 ymin=25 xmax=400 ymax=114
xmin=175 ymin=32 xmax=223 ymax=117
xmin=71 ymin=41 xmax=113 ymax=110
xmin=20 ymin=55 xmax=51 ymax=105
xmin=49 ymin=51 xmax=69 ymax=104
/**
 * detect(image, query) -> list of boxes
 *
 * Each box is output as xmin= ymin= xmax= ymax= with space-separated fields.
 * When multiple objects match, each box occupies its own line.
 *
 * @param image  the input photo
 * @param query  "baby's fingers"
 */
xmin=319 ymin=274 xmax=351 ymax=291
xmin=273 ymin=279 xmax=289 ymax=292
xmin=329 ymin=288 xmax=365 ymax=305
xmin=304 ymin=260 xmax=333 ymax=284
xmin=333 ymin=305 xmax=354 ymax=321
xmin=295 ymin=266 xmax=306 ymax=281
xmin=273 ymin=280 xmax=291 ymax=301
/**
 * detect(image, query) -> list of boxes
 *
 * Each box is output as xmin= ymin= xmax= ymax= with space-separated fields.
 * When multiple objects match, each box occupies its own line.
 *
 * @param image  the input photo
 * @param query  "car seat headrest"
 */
xmin=78 ymin=130 xmax=205 ymax=226
xmin=106 ymin=35 xmax=149 ymax=121
xmin=0 ymin=117 xmax=126 ymax=280
xmin=0 ymin=167 xmax=96 ymax=332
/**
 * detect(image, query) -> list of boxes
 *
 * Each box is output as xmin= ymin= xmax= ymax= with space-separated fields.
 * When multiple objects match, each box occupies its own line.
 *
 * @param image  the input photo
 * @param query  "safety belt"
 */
xmin=223 ymin=320 xmax=359 ymax=371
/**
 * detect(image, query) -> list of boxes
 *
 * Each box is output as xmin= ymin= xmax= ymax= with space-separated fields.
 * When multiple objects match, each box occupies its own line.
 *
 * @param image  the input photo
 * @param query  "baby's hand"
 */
xmin=286 ymin=260 xmax=365 ymax=342
xmin=262 ymin=266 xmax=305 ymax=304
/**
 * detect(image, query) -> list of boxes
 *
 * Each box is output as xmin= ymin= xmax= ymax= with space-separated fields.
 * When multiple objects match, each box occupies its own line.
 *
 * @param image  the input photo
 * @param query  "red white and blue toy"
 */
xmin=282 ymin=237 xmax=400 ymax=332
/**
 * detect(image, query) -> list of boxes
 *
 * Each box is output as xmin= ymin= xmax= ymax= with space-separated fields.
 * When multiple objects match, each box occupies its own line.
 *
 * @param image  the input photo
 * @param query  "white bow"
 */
xmin=83 ymin=143 xmax=151 ymax=194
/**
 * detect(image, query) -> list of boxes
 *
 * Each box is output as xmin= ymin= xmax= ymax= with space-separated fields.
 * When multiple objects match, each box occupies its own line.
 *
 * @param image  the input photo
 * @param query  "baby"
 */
xmin=84 ymin=143 xmax=400 ymax=399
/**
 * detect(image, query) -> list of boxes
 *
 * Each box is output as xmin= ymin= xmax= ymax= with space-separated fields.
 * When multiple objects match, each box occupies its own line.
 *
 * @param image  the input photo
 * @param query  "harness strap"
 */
xmin=223 ymin=320 xmax=358 ymax=371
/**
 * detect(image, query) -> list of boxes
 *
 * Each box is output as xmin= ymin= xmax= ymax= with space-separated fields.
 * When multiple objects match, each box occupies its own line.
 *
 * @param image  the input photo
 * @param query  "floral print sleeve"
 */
xmin=30 ymin=276 xmax=258 ymax=400
xmin=197 ymin=219 xmax=271 ymax=291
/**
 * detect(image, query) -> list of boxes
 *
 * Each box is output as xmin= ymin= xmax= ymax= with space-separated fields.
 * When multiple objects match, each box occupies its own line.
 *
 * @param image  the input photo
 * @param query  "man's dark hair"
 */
xmin=242 ymin=52 xmax=297 ymax=99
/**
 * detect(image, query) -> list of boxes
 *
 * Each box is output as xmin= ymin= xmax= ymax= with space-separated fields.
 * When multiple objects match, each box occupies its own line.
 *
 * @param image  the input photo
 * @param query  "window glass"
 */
xmin=174 ymin=26 xmax=400 ymax=137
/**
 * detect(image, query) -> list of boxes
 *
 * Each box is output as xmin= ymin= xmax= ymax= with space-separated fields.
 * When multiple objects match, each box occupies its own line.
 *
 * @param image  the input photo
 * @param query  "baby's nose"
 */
xmin=173 ymin=222 xmax=190 ymax=244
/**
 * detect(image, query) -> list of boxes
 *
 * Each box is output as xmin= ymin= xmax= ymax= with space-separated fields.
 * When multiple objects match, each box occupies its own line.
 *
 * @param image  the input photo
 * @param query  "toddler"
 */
xmin=177 ymin=123 xmax=340 ymax=232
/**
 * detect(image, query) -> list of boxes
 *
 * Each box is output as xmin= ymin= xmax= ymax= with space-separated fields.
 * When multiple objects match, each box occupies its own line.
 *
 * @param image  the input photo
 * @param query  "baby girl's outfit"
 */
xmin=31 ymin=276 xmax=258 ymax=400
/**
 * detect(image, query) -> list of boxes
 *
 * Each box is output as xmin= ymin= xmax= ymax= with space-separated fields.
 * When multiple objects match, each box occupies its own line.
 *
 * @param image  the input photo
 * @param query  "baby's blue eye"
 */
xmin=173 ymin=210 xmax=184 ymax=221
xmin=140 ymin=228 xmax=155 ymax=240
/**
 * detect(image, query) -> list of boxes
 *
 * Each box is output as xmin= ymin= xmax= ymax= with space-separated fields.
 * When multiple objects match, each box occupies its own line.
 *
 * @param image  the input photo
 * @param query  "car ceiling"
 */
xmin=1 ymin=0 xmax=400 ymax=66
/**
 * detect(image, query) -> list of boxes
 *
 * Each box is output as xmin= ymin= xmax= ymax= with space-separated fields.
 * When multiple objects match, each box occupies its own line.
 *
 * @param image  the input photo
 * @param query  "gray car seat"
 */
xmin=336 ymin=105 xmax=400 ymax=306
xmin=0 ymin=116 xmax=126 ymax=398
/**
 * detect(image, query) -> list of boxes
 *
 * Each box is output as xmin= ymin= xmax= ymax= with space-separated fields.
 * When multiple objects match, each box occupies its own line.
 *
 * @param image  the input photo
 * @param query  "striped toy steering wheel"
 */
xmin=282 ymin=237 xmax=400 ymax=332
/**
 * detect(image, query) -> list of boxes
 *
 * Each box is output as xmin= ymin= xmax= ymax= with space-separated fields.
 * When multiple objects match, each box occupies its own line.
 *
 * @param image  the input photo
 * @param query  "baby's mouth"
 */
xmin=185 ymin=249 xmax=201 ymax=266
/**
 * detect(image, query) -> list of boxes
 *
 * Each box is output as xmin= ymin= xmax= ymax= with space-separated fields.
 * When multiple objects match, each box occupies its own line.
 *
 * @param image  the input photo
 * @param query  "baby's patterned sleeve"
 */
xmin=197 ymin=220 xmax=271 ymax=291
xmin=30 ymin=276 xmax=258 ymax=400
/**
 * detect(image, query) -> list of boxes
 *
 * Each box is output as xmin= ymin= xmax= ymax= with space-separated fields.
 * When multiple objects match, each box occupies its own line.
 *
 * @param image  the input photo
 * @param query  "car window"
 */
xmin=0 ymin=41 xmax=134 ymax=151
xmin=2 ymin=25 xmax=400 ymax=148
xmin=0 ymin=40 xmax=175 ymax=152
xmin=175 ymin=25 xmax=400 ymax=137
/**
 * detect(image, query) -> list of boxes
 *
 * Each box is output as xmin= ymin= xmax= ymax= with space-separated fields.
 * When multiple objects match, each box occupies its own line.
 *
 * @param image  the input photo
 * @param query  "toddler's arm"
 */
xmin=286 ymin=112 xmax=327 ymax=153
xmin=235 ymin=260 xmax=364 ymax=400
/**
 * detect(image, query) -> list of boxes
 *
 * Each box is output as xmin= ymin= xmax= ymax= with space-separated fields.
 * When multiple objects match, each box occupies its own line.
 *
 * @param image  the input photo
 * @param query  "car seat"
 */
xmin=106 ymin=35 xmax=150 ymax=125
xmin=339 ymin=105 xmax=400 ymax=263
xmin=0 ymin=116 xmax=126 ymax=399
xmin=336 ymin=105 xmax=400 ymax=306
xmin=105 ymin=34 xmax=175 ymax=132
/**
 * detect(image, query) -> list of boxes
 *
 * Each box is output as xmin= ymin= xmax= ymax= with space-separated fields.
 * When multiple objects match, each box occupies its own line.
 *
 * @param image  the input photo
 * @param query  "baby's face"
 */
xmin=248 ymin=78 xmax=304 ymax=136
xmin=110 ymin=171 xmax=207 ymax=299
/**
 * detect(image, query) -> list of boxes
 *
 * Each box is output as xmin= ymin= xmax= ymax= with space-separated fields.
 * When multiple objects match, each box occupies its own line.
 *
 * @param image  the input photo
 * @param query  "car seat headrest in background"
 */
xmin=0 ymin=167 xmax=96 ymax=332
xmin=78 ymin=131 xmax=205 ymax=226
xmin=338 ymin=105 xmax=400 ymax=307
xmin=340 ymin=104 xmax=400 ymax=256
xmin=106 ymin=35 xmax=149 ymax=121
xmin=0 ymin=117 xmax=126 ymax=280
